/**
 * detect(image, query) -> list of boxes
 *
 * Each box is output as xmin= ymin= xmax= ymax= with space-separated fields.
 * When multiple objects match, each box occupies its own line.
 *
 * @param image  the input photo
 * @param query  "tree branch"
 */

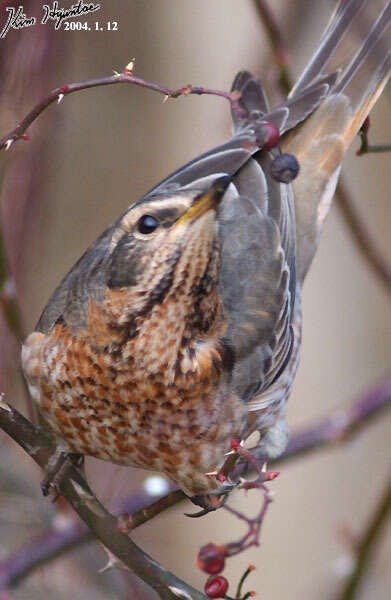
xmin=279 ymin=376 xmax=391 ymax=462
xmin=0 ymin=485 xmax=182 ymax=589
xmin=252 ymin=0 xmax=293 ymax=94
xmin=0 ymin=376 xmax=389 ymax=591
xmin=0 ymin=398 xmax=206 ymax=600
xmin=0 ymin=66 xmax=245 ymax=152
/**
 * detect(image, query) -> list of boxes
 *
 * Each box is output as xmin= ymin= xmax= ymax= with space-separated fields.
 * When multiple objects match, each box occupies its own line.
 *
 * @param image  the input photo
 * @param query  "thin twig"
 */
xmin=278 ymin=376 xmax=391 ymax=462
xmin=252 ymin=0 xmax=293 ymax=94
xmin=117 ymin=488 xmax=183 ymax=534
xmin=223 ymin=487 xmax=273 ymax=556
xmin=338 ymin=475 xmax=391 ymax=600
xmin=356 ymin=117 xmax=391 ymax=156
xmin=0 ymin=67 xmax=245 ymax=151
xmin=358 ymin=144 xmax=391 ymax=154
xmin=0 ymin=375 xmax=389 ymax=590
xmin=0 ymin=399 xmax=206 ymax=600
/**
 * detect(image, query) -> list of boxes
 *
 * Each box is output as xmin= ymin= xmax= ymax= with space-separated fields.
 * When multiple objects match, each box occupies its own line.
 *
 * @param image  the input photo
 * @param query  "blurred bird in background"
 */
xmin=22 ymin=0 xmax=391 ymax=510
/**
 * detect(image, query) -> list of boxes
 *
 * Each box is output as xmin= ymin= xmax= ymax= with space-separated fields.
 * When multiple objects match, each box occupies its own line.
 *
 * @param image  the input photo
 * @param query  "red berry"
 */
xmin=257 ymin=121 xmax=280 ymax=150
xmin=204 ymin=576 xmax=229 ymax=598
xmin=197 ymin=543 xmax=225 ymax=575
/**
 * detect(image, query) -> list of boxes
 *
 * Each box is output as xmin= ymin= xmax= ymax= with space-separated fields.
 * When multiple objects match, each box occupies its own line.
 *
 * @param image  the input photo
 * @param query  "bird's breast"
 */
xmin=22 ymin=305 xmax=248 ymax=496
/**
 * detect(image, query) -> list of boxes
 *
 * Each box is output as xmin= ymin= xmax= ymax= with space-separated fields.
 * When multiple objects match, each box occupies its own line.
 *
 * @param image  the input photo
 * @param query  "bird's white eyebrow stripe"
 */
xmin=116 ymin=197 xmax=190 ymax=234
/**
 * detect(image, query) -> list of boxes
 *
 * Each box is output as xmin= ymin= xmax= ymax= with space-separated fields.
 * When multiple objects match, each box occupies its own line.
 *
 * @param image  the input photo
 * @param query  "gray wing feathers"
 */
xmin=278 ymin=75 xmax=338 ymax=133
xmin=231 ymin=71 xmax=269 ymax=130
xmin=232 ymin=73 xmax=338 ymax=139
xmin=149 ymin=144 xmax=253 ymax=194
xmin=219 ymin=155 xmax=295 ymax=402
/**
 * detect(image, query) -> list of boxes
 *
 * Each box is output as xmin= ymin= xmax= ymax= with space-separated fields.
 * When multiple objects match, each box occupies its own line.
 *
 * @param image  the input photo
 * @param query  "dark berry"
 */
xmin=270 ymin=153 xmax=300 ymax=183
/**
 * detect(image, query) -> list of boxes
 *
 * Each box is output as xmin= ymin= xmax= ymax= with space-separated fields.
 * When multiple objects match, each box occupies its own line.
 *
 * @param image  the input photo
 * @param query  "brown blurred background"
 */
xmin=0 ymin=1 xmax=390 ymax=598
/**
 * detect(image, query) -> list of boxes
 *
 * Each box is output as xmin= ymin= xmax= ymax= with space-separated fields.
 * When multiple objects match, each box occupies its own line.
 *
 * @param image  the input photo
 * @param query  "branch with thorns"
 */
xmin=0 ymin=397 xmax=207 ymax=600
xmin=0 ymin=59 xmax=245 ymax=152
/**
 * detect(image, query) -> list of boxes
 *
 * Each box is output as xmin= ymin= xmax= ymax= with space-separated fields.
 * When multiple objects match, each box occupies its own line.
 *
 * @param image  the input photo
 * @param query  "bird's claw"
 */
xmin=184 ymin=507 xmax=215 ymax=518
xmin=185 ymin=479 xmax=237 ymax=517
xmin=40 ymin=450 xmax=84 ymax=499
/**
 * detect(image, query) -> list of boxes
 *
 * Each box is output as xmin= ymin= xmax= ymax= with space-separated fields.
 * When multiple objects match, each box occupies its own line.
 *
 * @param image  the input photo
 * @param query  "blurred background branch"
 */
xmin=338 ymin=474 xmax=391 ymax=600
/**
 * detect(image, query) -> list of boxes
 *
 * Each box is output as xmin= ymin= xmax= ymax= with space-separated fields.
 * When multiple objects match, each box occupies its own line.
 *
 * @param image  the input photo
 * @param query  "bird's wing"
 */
xmin=247 ymin=0 xmax=391 ymax=419
xmin=35 ymin=222 xmax=119 ymax=334
xmin=217 ymin=151 xmax=296 ymax=402
xmin=231 ymin=70 xmax=339 ymax=136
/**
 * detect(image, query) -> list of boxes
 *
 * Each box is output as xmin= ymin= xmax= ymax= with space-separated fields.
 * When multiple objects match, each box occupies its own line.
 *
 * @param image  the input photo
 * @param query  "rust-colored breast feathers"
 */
xmin=22 ymin=284 xmax=247 ymax=496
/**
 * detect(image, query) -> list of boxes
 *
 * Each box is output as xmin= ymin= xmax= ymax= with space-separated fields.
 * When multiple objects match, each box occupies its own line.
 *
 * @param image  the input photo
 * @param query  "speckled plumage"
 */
xmin=22 ymin=0 xmax=391 ymax=504
xmin=23 ymin=203 xmax=249 ymax=496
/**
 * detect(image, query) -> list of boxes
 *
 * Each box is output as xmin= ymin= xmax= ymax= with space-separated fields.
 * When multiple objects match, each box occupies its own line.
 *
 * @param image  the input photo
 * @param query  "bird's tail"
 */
xmin=282 ymin=0 xmax=391 ymax=282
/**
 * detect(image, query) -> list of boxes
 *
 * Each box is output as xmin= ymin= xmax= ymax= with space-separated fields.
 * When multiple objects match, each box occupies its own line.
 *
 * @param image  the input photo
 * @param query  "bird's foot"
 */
xmin=226 ymin=440 xmax=279 ymax=491
xmin=185 ymin=440 xmax=279 ymax=517
xmin=40 ymin=448 xmax=84 ymax=499
xmin=186 ymin=479 xmax=236 ymax=517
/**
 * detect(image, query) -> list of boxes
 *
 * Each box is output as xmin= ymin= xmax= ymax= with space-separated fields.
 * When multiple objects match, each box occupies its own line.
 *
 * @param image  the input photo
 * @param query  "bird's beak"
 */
xmin=175 ymin=175 xmax=231 ymax=226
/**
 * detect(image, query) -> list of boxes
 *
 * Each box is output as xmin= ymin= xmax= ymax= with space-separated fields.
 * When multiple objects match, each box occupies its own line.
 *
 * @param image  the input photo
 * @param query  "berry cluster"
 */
xmin=197 ymin=543 xmax=256 ymax=599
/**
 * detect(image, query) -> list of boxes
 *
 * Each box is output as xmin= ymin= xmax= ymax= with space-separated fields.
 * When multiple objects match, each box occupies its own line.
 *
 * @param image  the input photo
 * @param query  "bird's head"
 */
xmin=107 ymin=174 xmax=232 ymax=313
xmin=102 ymin=174 xmax=233 ymax=361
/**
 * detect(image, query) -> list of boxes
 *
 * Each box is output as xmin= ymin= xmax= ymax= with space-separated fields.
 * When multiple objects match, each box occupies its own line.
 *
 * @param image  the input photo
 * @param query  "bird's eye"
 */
xmin=137 ymin=215 xmax=159 ymax=234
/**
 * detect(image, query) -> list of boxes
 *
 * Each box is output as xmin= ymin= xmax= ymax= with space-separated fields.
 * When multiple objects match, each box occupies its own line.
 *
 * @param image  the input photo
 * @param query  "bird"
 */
xmin=22 ymin=0 xmax=391 ymax=510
